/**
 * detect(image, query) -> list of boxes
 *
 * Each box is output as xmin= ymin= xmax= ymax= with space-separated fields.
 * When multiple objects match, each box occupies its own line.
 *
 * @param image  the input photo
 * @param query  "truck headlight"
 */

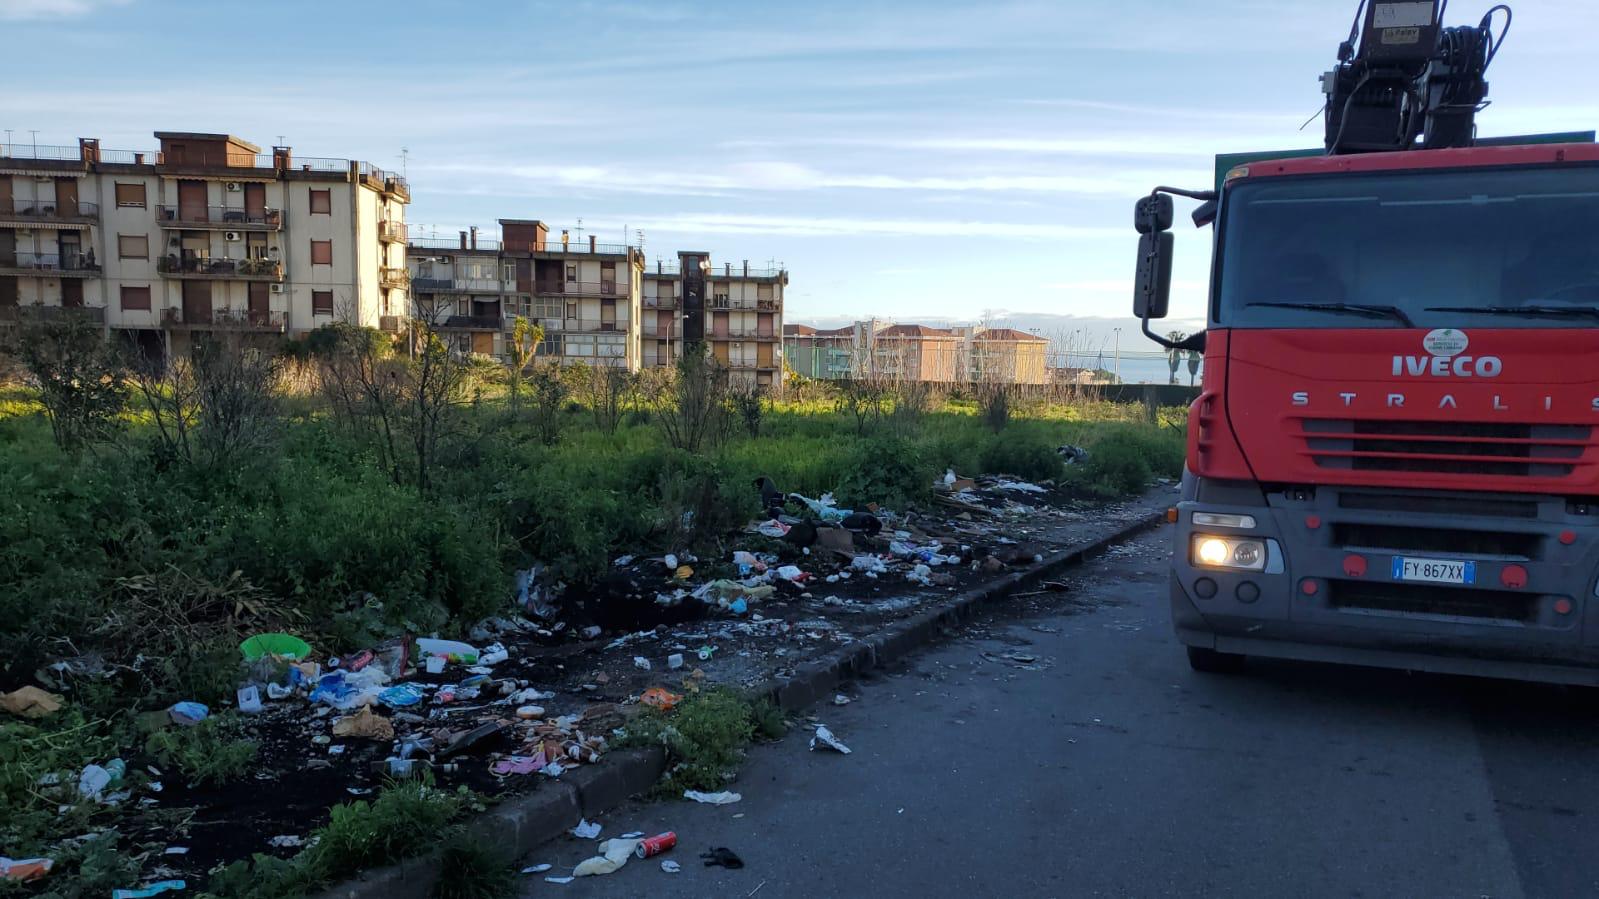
xmin=1191 ymin=534 xmax=1267 ymax=571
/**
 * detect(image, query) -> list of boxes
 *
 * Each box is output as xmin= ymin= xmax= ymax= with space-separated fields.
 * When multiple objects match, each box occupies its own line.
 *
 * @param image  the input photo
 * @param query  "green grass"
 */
xmin=145 ymin=712 xmax=259 ymax=788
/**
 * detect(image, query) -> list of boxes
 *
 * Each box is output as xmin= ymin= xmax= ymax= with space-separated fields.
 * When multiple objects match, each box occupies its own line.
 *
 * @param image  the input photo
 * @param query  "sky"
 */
xmin=3 ymin=0 xmax=1597 ymax=357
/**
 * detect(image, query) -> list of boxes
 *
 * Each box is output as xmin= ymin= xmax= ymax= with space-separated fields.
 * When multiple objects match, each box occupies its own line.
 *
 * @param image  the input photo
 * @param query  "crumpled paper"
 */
xmin=331 ymin=706 xmax=394 ymax=741
xmin=0 ymin=686 xmax=63 ymax=719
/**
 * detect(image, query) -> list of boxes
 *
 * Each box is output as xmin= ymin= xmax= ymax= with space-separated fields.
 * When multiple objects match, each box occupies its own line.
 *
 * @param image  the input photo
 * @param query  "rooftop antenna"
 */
xmin=29 ymin=130 xmax=38 ymax=155
xmin=399 ymin=147 xmax=409 ymax=178
xmin=276 ymin=135 xmax=286 ymax=146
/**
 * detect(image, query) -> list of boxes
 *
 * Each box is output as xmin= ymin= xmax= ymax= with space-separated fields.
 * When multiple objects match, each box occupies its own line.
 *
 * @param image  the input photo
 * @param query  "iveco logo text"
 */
xmin=1390 ymin=355 xmax=1503 ymax=378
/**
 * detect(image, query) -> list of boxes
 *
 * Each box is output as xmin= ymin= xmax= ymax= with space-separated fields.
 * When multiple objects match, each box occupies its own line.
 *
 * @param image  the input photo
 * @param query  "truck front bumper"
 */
xmin=1173 ymin=484 xmax=1599 ymax=686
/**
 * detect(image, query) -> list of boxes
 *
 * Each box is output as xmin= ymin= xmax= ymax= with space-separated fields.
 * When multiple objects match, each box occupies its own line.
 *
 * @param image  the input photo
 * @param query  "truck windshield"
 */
xmin=1216 ymin=164 xmax=1599 ymax=329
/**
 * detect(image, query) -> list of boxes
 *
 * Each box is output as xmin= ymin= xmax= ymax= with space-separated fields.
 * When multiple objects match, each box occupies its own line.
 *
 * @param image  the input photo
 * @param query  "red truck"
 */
xmin=1136 ymin=1 xmax=1599 ymax=684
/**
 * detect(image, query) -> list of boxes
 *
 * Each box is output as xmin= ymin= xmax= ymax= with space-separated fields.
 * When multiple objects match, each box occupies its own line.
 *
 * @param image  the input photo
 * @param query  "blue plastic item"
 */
xmin=378 ymin=683 xmax=425 ymax=708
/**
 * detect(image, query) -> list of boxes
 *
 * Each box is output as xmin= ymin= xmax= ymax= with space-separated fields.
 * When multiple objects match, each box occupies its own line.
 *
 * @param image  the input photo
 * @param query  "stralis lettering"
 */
xmin=1391 ymin=355 xmax=1503 ymax=378
xmin=1290 ymin=391 xmax=1599 ymax=411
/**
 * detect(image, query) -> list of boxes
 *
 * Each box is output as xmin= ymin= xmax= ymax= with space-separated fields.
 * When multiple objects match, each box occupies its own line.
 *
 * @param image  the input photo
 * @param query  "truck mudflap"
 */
xmin=1171 ymin=483 xmax=1599 ymax=686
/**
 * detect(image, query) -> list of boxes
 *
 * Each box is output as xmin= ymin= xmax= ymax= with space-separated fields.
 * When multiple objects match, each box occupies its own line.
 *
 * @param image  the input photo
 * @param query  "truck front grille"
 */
xmin=1331 ymin=521 xmax=1543 ymax=560
xmin=1327 ymin=579 xmax=1539 ymax=623
xmin=1301 ymin=419 xmax=1592 ymax=478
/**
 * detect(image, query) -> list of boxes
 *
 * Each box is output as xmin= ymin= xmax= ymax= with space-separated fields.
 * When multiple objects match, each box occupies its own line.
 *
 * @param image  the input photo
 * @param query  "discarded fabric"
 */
xmin=684 ymin=790 xmax=741 ymax=805
xmin=571 ymin=819 xmax=603 ymax=840
xmin=0 ymin=686 xmax=63 ymax=719
xmin=641 ymin=687 xmax=683 ymax=711
xmin=574 ymin=838 xmax=642 ymax=877
xmin=332 ymin=706 xmax=394 ymax=741
xmin=810 ymin=725 xmax=852 ymax=754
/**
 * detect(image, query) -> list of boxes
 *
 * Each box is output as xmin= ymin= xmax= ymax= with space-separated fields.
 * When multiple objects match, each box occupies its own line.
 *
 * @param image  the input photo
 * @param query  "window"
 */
xmin=566 ymin=264 xmax=577 ymax=283
xmin=120 ymin=286 xmax=151 ymax=310
xmin=310 ymin=240 xmax=333 ymax=265
xmin=502 ymin=264 xmax=514 ymax=283
xmin=247 ymin=233 xmax=269 ymax=260
xmin=312 ymin=290 xmax=334 ymax=315
xmin=533 ymin=297 xmax=561 ymax=319
xmin=117 ymin=235 xmax=148 ymax=259
xmin=566 ymin=301 xmax=578 ymax=320
xmin=309 ymin=189 xmax=331 ymax=215
xmin=114 ymin=183 xmax=146 ymax=208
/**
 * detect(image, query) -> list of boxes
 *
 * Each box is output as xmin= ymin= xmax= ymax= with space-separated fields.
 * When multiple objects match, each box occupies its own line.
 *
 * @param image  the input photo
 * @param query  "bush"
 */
xmin=146 ymin=712 xmax=258 ymax=787
xmin=836 ymin=435 xmax=931 ymax=509
xmin=433 ymin=828 xmax=515 ymax=899
xmin=978 ymin=435 xmax=1064 ymax=482
xmin=1070 ymin=424 xmax=1185 ymax=495
xmin=620 ymin=688 xmax=758 ymax=794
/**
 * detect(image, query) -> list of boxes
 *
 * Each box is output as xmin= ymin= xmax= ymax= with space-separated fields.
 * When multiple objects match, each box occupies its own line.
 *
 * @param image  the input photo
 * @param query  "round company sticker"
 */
xmin=1422 ymin=328 xmax=1468 ymax=357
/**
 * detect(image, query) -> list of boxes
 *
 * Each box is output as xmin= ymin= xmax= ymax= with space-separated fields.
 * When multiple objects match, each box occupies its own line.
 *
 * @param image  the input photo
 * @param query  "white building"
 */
xmin=0 ymin=132 xmax=409 ymax=360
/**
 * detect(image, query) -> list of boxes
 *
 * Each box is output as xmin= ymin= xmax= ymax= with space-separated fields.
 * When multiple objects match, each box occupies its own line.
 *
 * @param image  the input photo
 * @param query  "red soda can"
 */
xmin=635 ymin=832 xmax=677 ymax=858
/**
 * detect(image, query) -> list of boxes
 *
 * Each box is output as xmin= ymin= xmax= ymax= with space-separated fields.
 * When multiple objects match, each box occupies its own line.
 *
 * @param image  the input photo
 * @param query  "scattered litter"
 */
xmin=112 ymin=881 xmax=186 ymax=899
xmin=516 ymin=705 xmax=546 ymax=719
xmin=235 ymin=685 xmax=263 ymax=714
xmin=416 ymin=638 xmax=478 ymax=664
xmin=239 ymin=633 xmax=310 ymax=661
xmin=163 ymin=847 xmax=189 ymax=856
xmin=377 ymin=683 xmax=425 ymax=708
xmin=479 ymin=643 xmax=508 ymax=665
xmin=661 ymin=860 xmax=682 ymax=873
xmin=697 ymin=646 xmax=715 ymax=661
xmin=641 ymin=687 xmax=683 ymax=711
xmin=521 ymin=863 xmax=552 ymax=874
xmin=0 ymin=686 xmax=63 ymax=719
xmin=545 ymin=876 xmax=575 ymax=884
xmin=667 ymin=653 xmax=685 ymax=670
xmin=810 ymin=725 xmax=852 ymax=754
xmin=571 ymin=819 xmax=603 ymax=840
xmin=0 ymin=857 xmax=53 ymax=883
xmin=79 ymin=759 xmax=125 ymax=801
xmin=491 ymin=756 xmax=545 ymax=776
xmin=684 ymin=790 xmax=742 ymax=805
xmin=833 ymin=694 xmax=851 ymax=706
xmin=574 ymin=837 xmax=642 ymax=877
xmin=621 ymin=832 xmax=645 ymax=840
xmin=167 ymin=702 xmax=208 ymax=726
xmin=267 ymin=836 xmax=303 ymax=849
xmin=331 ymin=707 xmax=394 ymax=741
xmin=633 ymin=656 xmax=651 ymax=671
xmin=636 ymin=832 xmax=677 ymax=859
xmin=701 ymin=847 xmax=745 ymax=869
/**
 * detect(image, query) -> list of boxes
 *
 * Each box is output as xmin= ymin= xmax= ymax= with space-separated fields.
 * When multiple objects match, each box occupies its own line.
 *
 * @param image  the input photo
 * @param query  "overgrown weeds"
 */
xmin=618 ymin=687 xmax=762 ymax=794
xmin=145 ymin=712 xmax=258 ymax=787
xmin=432 ymin=828 xmax=516 ymax=899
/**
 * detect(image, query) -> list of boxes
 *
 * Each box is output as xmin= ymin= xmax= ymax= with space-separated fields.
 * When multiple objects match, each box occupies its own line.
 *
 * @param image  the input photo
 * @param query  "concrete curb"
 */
xmin=312 ymin=500 xmax=1169 ymax=898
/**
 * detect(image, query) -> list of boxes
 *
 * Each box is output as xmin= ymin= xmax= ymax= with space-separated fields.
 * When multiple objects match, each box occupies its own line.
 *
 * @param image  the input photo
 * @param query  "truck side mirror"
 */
xmin=1134 ymin=231 xmax=1173 ymax=319
xmin=1134 ymin=194 xmax=1173 ymax=234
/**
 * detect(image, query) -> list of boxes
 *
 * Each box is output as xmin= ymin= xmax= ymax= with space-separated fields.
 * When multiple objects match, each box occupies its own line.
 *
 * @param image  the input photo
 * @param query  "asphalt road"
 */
xmin=520 ymin=525 xmax=1599 ymax=898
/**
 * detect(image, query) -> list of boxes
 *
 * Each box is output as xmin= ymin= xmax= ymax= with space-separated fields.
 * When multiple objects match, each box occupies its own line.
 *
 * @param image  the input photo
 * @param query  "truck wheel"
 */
xmin=1187 ymin=646 xmax=1246 ymax=674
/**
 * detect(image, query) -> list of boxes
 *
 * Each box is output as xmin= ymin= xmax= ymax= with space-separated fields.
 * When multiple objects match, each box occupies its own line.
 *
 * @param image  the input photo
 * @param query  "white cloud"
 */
xmin=0 ymin=0 xmax=129 ymax=20
xmin=568 ymin=212 xmax=1120 ymax=241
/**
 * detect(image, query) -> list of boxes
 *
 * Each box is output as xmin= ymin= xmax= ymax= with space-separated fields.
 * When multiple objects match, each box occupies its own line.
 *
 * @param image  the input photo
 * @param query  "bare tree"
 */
xmin=527 ymin=360 xmax=569 ymax=446
xmin=572 ymin=360 xmax=632 ymax=435
xmin=653 ymin=344 xmax=729 ymax=453
xmin=130 ymin=335 xmax=282 ymax=471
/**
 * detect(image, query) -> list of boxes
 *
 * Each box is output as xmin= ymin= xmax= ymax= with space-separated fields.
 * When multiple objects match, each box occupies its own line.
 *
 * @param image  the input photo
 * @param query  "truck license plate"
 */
xmin=1392 ymin=557 xmax=1475 ymax=585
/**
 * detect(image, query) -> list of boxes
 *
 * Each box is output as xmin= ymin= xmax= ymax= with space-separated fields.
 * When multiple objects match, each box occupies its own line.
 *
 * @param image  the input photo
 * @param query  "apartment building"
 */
xmin=409 ymin=221 xmax=643 ymax=368
xmin=782 ymin=319 xmax=1048 ymax=385
xmin=643 ymin=252 xmax=786 ymax=388
xmin=0 ymin=132 xmax=408 ymax=360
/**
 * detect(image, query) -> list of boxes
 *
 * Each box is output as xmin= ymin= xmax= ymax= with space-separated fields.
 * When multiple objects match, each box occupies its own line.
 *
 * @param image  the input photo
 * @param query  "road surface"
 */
xmin=520 ymin=525 xmax=1599 ymax=898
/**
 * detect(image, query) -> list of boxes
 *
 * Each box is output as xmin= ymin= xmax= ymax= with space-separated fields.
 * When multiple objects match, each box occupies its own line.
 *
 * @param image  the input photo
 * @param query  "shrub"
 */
xmin=978 ymin=435 xmax=1065 ymax=482
xmin=146 ymin=712 xmax=259 ymax=787
xmin=836 ymin=435 xmax=931 ymax=510
xmin=620 ymin=688 xmax=757 ymax=794
xmin=433 ymin=828 xmax=515 ymax=899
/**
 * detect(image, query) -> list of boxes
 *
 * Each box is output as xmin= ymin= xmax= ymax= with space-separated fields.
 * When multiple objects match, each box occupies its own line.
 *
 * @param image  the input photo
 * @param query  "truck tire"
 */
xmin=1187 ymin=645 xmax=1246 ymax=674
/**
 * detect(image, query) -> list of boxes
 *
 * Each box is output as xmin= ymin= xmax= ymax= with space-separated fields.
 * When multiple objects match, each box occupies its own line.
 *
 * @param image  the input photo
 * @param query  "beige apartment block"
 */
xmin=783 ymin=318 xmax=1048 ymax=385
xmin=646 ymin=252 xmax=786 ymax=388
xmin=0 ymin=132 xmax=409 ymax=361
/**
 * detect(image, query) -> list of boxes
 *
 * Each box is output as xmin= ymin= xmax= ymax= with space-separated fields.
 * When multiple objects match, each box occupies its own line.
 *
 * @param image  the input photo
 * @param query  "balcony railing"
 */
xmin=644 ymin=295 xmax=678 ymax=309
xmin=157 ymin=206 xmax=282 ymax=230
xmin=647 ymin=262 xmax=683 ymax=276
xmin=0 ymin=143 xmax=81 ymax=161
xmin=407 ymin=236 xmax=505 ymax=252
xmin=157 ymin=256 xmax=284 ymax=281
xmin=0 ymin=304 xmax=105 ymax=324
xmin=709 ymin=266 xmax=783 ymax=278
xmin=537 ymin=242 xmax=631 ymax=256
xmin=379 ymin=220 xmax=407 ymax=243
xmin=379 ymin=267 xmax=409 ymax=289
xmin=439 ymin=314 xmax=505 ymax=330
xmin=0 ymin=200 xmax=98 ymax=221
xmin=161 ymin=307 xmax=286 ymax=331
xmin=0 ymin=253 xmax=101 ymax=276
xmin=409 ymin=275 xmax=506 ymax=293
xmin=552 ymin=318 xmax=629 ymax=333
xmin=535 ymin=280 xmax=627 ymax=298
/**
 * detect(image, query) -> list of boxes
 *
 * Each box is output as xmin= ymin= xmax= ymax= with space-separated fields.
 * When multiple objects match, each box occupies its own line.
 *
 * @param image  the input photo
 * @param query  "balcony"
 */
xmin=161 ymin=307 xmax=286 ymax=332
xmin=709 ymin=266 xmax=784 ymax=279
xmin=379 ymin=267 xmax=409 ymax=289
xmin=378 ymin=220 xmax=407 ymax=244
xmin=0 ymin=200 xmax=98 ymax=226
xmin=158 ymin=206 xmax=282 ymax=231
xmin=535 ymin=242 xmax=630 ymax=257
xmin=0 ymin=304 xmax=105 ymax=324
xmin=0 ymin=253 xmax=101 ymax=277
xmin=535 ymin=280 xmax=627 ymax=298
xmin=440 ymin=314 xmax=504 ymax=331
xmin=554 ymin=318 xmax=628 ymax=333
xmin=157 ymin=256 xmax=283 ymax=281
xmin=644 ymin=295 xmax=678 ymax=309
xmin=408 ymin=236 xmax=504 ymax=252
